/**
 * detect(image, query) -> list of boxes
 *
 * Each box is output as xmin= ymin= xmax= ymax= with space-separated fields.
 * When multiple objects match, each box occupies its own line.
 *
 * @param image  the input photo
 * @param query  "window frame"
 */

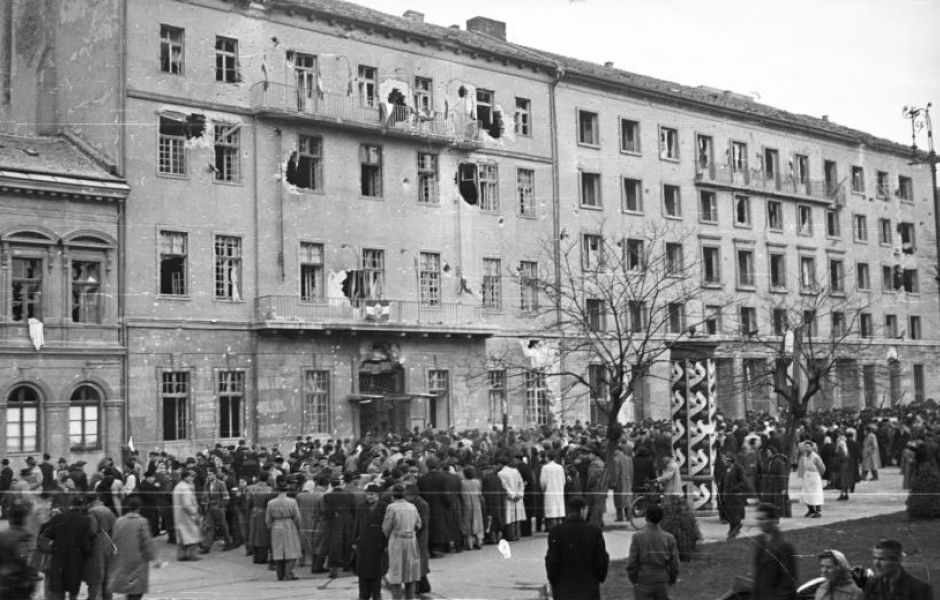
xmin=358 ymin=65 xmax=378 ymax=107
xmin=659 ymin=126 xmax=679 ymax=161
xmin=303 ymin=369 xmax=331 ymax=434
xmin=360 ymin=144 xmax=383 ymax=198
xmin=767 ymin=200 xmax=783 ymax=231
xmin=417 ymin=152 xmax=439 ymax=205
xmin=663 ymin=184 xmax=682 ymax=218
xmin=68 ymin=384 xmax=101 ymax=451
xmin=157 ymin=115 xmax=187 ymax=177
xmin=517 ymin=168 xmax=535 ymax=217
xmin=299 ymin=241 xmax=324 ymax=302
xmin=6 ymin=385 xmax=40 ymax=453
xmin=11 ymin=255 xmax=44 ymax=322
xmin=829 ymin=257 xmax=845 ymax=294
xmin=214 ymin=234 xmax=243 ymax=302
xmin=514 ymin=97 xmax=531 ymax=137
xmin=851 ymin=165 xmax=865 ymax=194
xmin=212 ymin=123 xmax=241 ymax=183
xmin=768 ymin=251 xmax=787 ymax=291
xmin=160 ymin=370 xmax=190 ymax=441
xmin=478 ymin=163 xmax=499 ymax=212
xmin=217 ymin=369 xmax=245 ymax=439
xmin=577 ymin=109 xmax=600 ymax=147
xmin=519 ymin=260 xmax=539 ymax=311
xmin=214 ymin=36 xmax=239 ymax=83
xmin=418 ymin=251 xmax=441 ymax=306
xmin=160 ymin=24 xmax=184 ymax=75
xmin=158 ymin=230 xmax=188 ymax=297
xmin=620 ymin=118 xmax=641 ymax=154
xmin=699 ymin=190 xmax=718 ymax=224
xmin=853 ymin=214 xmax=868 ymax=243
xmin=826 ymin=209 xmax=841 ymax=238
xmin=622 ymin=177 xmax=643 ymax=214
xmin=481 ymin=257 xmax=502 ymax=310
xmin=736 ymin=247 xmax=756 ymax=289
xmin=579 ymin=170 xmax=602 ymax=209
xmin=856 ymin=262 xmax=870 ymax=291
xmin=799 ymin=255 xmax=817 ymax=292
xmin=878 ymin=218 xmax=893 ymax=246
xmin=701 ymin=244 xmax=722 ymax=287
xmin=294 ymin=134 xmax=324 ymax=192
xmin=797 ymin=204 xmax=813 ymax=236
xmin=665 ymin=242 xmax=684 ymax=276
xmin=734 ymin=194 xmax=751 ymax=227
xmin=69 ymin=258 xmax=104 ymax=324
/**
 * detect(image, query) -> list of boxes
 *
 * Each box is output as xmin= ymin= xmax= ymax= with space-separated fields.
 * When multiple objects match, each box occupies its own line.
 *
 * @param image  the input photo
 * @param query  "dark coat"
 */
xmin=758 ymin=454 xmax=792 ymax=518
xmin=721 ymin=461 xmax=748 ymax=524
xmin=544 ymin=514 xmax=609 ymax=600
xmin=863 ymin=567 xmax=934 ymax=600
xmin=353 ymin=500 xmax=388 ymax=579
xmin=632 ymin=456 xmax=657 ymax=492
xmin=752 ymin=530 xmax=797 ymax=600
xmin=481 ymin=469 xmax=505 ymax=533
xmin=323 ymin=487 xmax=357 ymax=568
xmin=407 ymin=492 xmax=430 ymax=578
xmin=45 ymin=509 xmax=94 ymax=596
xmin=417 ymin=470 xmax=457 ymax=546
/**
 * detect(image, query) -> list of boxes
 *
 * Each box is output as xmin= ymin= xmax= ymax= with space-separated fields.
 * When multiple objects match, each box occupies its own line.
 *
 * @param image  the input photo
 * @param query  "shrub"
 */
xmin=906 ymin=463 xmax=940 ymax=519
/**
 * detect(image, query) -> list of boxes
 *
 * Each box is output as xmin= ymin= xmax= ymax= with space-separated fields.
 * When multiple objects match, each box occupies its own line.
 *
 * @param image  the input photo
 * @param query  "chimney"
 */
xmin=466 ymin=16 xmax=506 ymax=40
xmin=449 ymin=24 xmax=460 ymax=30
xmin=822 ymin=115 xmax=829 ymax=121
xmin=402 ymin=10 xmax=424 ymax=23
xmin=604 ymin=61 xmax=614 ymax=68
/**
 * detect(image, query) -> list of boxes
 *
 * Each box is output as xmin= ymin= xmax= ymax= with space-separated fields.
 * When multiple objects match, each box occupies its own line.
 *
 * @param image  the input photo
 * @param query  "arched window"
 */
xmin=6 ymin=385 xmax=39 ymax=453
xmin=69 ymin=385 xmax=100 ymax=450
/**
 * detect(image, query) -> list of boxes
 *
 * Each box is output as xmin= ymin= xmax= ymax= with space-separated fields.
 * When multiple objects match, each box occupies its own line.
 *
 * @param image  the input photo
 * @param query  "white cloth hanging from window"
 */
xmin=28 ymin=318 xmax=45 ymax=350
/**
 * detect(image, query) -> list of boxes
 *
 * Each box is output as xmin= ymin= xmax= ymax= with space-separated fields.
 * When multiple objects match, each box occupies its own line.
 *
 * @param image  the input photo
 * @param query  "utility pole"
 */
xmin=902 ymin=103 xmax=940 ymax=314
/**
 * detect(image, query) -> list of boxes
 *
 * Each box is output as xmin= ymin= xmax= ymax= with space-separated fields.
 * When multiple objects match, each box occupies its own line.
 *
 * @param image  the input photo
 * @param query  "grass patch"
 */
xmin=602 ymin=512 xmax=940 ymax=600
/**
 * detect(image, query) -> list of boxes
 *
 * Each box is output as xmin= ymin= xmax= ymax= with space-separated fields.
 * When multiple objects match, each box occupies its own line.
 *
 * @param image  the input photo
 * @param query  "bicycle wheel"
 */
xmin=628 ymin=496 xmax=649 ymax=530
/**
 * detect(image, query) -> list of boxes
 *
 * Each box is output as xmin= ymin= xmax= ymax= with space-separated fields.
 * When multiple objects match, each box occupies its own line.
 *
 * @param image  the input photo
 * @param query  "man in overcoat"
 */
xmin=752 ymin=503 xmax=797 ymax=600
xmin=416 ymin=456 xmax=457 ymax=556
xmin=265 ymin=479 xmax=302 ymax=581
xmin=172 ymin=470 xmax=201 ymax=562
xmin=44 ymin=495 xmax=94 ymax=600
xmin=323 ymin=476 xmax=357 ymax=578
xmin=353 ymin=484 xmax=388 ymax=600
xmin=383 ymin=484 xmax=422 ymax=600
xmin=545 ymin=496 xmax=609 ymax=600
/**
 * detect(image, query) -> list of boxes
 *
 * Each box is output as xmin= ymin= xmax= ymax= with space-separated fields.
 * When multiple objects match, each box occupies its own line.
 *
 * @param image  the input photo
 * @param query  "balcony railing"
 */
xmin=695 ymin=161 xmax=845 ymax=204
xmin=256 ymin=295 xmax=492 ymax=333
xmin=250 ymin=82 xmax=480 ymax=144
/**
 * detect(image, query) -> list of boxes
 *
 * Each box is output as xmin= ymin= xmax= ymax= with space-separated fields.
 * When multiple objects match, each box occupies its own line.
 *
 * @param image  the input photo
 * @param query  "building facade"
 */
xmin=0 ymin=0 xmax=936 ymax=458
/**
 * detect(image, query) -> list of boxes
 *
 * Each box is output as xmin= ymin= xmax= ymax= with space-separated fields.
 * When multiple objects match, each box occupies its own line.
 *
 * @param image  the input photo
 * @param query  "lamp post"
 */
xmin=902 ymin=103 xmax=940 ymax=314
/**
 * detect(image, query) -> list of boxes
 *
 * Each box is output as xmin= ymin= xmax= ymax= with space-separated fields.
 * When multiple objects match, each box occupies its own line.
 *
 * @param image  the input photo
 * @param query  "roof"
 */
xmin=279 ymin=0 xmax=918 ymax=157
xmin=0 ymin=133 xmax=124 ymax=182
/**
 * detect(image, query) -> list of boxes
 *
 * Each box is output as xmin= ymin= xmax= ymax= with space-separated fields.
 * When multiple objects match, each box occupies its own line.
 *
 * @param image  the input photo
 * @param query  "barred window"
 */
xmin=417 ymin=153 xmax=438 ymax=204
xmin=213 ymin=124 xmax=240 ymax=182
xmin=419 ymin=252 xmax=441 ymax=306
xmin=218 ymin=370 xmax=244 ymax=438
xmin=304 ymin=370 xmax=330 ymax=433
xmin=524 ymin=370 xmax=550 ymax=425
xmin=161 ymin=371 xmax=189 ymax=441
xmin=482 ymin=258 xmax=502 ymax=310
xmin=214 ymin=236 xmax=242 ymax=301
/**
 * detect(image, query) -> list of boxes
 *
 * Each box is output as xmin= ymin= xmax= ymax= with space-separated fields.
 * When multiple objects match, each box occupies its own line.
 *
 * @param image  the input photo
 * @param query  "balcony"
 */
xmin=250 ymin=82 xmax=482 ymax=148
xmin=255 ymin=296 xmax=495 ymax=336
xmin=695 ymin=162 xmax=845 ymax=205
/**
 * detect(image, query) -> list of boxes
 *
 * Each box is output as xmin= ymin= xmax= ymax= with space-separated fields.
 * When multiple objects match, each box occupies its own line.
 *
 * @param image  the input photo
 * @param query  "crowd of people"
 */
xmin=0 ymin=400 xmax=937 ymax=599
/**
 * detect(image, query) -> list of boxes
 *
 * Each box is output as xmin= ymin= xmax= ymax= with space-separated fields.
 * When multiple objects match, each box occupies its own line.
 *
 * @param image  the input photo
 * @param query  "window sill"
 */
xmin=620 ymin=149 xmax=642 ymax=157
xmin=212 ymin=179 xmax=244 ymax=187
xmin=858 ymin=288 xmax=871 ymax=293
xmin=158 ymin=295 xmax=191 ymax=301
xmin=797 ymin=231 xmax=813 ymax=237
xmin=826 ymin=235 xmax=842 ymax=241
xmin=699 ymin=218 xmax=718 ymax=226
xmin=768 ymin=227 xmax=784 ymax=234
xmin=70 ymin=445 xmax=102 ymax=453
xmin=156 ymin=172 xmax=189 ymax=180
xmin=768 ymin=287 xmax=788 ymax=295
xmin=577 ymin=141 xmax=601 ymax=150
xmin=482 ymin=307 xmax=504 ymax=314
xmin=621 ymin=209 xmax=644 ymax=216
xmin=213 ymin=298 xmax=246 ymax=303
xmin=579 ymin=204 xmax=603 ymax=211
xmin=701 ymin=282 xmax=723 ymax=289
xmin=854 ymin=239 xmax=869 ymax=244
xmin=360 ymin=195 xmax=385 ymax=201
xmin=736 ymin=284 xmax=757 ymax=292
xmin=829 ymin=291 xmax=846 ymax=298
xmin=292 ymin=187 xmax=326 ymax=195
xmin=517 ymin=213 xmax=537 ymax=220
xmin=417 ymin=201 xmax=442 ymax=208
xmin=663 ymin=214 xmax=682 ymax=221
xmin=734 ymin=222 xmax=753 ymax=229
xmin=851 ymin=190 xmax=866 ymax=196
xmin=659 ymin=156 xmax=680 ymax=163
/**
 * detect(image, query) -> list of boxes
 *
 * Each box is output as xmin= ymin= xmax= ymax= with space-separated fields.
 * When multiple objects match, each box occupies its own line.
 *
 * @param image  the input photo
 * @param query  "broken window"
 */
xmin=898 ymin=222 xmax=915 ymax=253
xmin=287 ymin=135 xmax=322 ymax=191
xmin=585 ymin=298 xmax=605 ymax=331
xmin=696 ymin=135 xmax=713 ymax=170
xmin=829 ymin=259 xmax=845 ymax=293
xmin=735 ymin=195 xmax=751 ymax=226
xmin=299 ymin=242 xmax=323 ymax=301
xmin=665 ymin=243 xmax=683 ymax=275
xmin=800 ymin=255 xmax=816 ymax=290
xmin=160 ymin=230 xmax=187 ymax=296
xmin=361 ymin=248 xmax=385 ymax=300
xmin=851 ymin=166 xmax=865 ymax=193
xmin=767 ymin=200 xmax=783 ymax=230
xmin=419 ymin=252 xmax=441 ymax=306
xmin=417 ymin=153 xmax=438 ymax=204
xmin=519 ymin=261 xmax=539 ymax=311
xmin=876 ymin=171 xmax=889 ymax=199
xmin=909 ymin=316 xmax=922 ymax=340
xmin=826 ymin=209 xmax=841 ymax=238
xmin=214 ymin=235 xmax=242 ymax=301
xmin=515 ymin=97 xmax=531 ymax=136
xmin=903 ymin=269 xmax=919 ymax=294
xmin=517 ymin=168 xmax=535 ymax=217
xmin=458 ymin=163 xmax=478 ymax=205
xmin=482 ymin=258 xmax=502 ymax=310
xmin=160 ymin=24 xmax=184 ymax=75
xmin=578 ymin=110 xmax=599 ymax=146
xmin=161 ymin=371 xmax=189 ymax=441
xmin=879 ymin=218 xmax=892 ymax=245
xmin=70 ymin=261 xmax=101 ymax=323
xmin=213 ymin=124 xmax=240 ymax=182
xmin=358 ymin=65 xmax=377 ymax=107
xmin=478 ymin=163 xmax=498 ymax=211
xmin=730 ymin=141 xmax=747 ymax=172
xmin=882 ymin=265 xmax=895 ymax=292
xmin=736 ymin=249 xmax=755 ymax=287
xmin=413 ymin=77 xmax=433 ymax=113
xmin=622 ymin=178 xmax=642 ymax=213
xmin=476 ymin=88 xmax=494 ymax=130
xmin=158 ymin=116 xmax=186 ymax=175
xmin=218 ymin=370 xmax=244 ymax=439
xmin=659 ymin=126 xmax=679 ymax=160
xmin=582 ymin=234 xmax=603 ymax=270
xmin=702 ymin=246 xmax=720 ymax=285
xmin=294 ymin=52 xmax=318 ymax=110
xmin=11 ymin=257 xmax=42 ymax=321
xmin=798 ymin=205 xmax=812 ymax=236
xmin=898 ymin=176 xmax=913 ymax=201
xmin=699 ymin=191 xmax=717 ymax=222
xmin=854 ymin=214 xmax=868 ymax=242
xmin=215 ymin=36 xmax=239 ymax=83
xmin=625 ymin=238 xmax=645 ymax=272
xmin=764 ymin=148 xmax=778 ymax=181
xmin=580 ymin=171 xmax=601 ymax=208
xmin=663 ymin=184 xmax=681 ymax=217
xmin=621 ymin=119 xmax=640 ymax=153
xmin=360 ymin=144 xmax=382 ymax=197
xmin=769 ymin=253 xmax=786 ymax=289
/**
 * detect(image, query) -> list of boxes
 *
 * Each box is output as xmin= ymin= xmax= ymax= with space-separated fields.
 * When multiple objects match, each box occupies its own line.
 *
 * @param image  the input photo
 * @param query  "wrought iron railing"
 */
xmin=695 ymin=161 xmax=845 ymax=203
xmin=256 ymin=295 xmax=489 ymax=329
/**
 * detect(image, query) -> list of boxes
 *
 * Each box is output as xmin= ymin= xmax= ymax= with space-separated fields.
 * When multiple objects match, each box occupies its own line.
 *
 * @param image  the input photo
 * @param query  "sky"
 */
xmin=351 ymin=0 xmax=940 ymax=148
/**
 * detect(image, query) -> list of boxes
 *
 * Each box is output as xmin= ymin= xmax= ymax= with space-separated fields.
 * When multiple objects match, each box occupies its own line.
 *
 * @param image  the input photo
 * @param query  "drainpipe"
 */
xmin=549 ymin=64 xmax=566 ymax=406
xmin=118 ymin=0 xmax=129 ymax=454
xmin=274 ymin=128 xmax=285 ymax=282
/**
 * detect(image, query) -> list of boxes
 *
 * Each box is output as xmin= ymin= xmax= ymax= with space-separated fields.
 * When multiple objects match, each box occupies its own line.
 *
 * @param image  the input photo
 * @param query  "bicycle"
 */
xmin=628 ymin=479 xmax=664 ymax=530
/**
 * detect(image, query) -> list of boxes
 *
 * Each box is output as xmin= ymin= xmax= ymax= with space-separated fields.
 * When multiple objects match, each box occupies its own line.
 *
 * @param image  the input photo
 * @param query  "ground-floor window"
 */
xmin=218 ymin=370 xmax=244 ymax=438
xmin=304 ymin=370 xmax=330 ymax=434
xmin=6 ymin=385 xmax=39 ymax=453
xmin=69 ymin=385 xmax=100 ymax=450
xmin=524 ymin=369 xmax=550 ymax=425
xmin=161 ymin=371 xmax=189 ymax=441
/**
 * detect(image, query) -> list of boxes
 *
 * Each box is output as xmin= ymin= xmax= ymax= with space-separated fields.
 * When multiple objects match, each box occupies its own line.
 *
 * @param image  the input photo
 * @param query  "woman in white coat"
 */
xmin=172 ymin=471 xmax=201 ymax=561
xmin=797 ymin=441 xmax=826 ymax=518
xmin=539 ymin=450 xmax=566 ymax=530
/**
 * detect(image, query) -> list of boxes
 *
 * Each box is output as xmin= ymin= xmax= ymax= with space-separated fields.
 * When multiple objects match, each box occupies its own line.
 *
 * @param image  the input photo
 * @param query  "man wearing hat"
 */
xmin=752 ymin=503 xmax=797 ymax=599
xmin=719 ymin=452 xmax=748 ymax=540
xmin=354 ymin=483 xmax=388 ymax=600
xmin=172 ymin=470 xmax=201 ymax=561
xmin=266 ymin=478 xmax=302 ymax=581
xmin=322 ymin=474 xmax=357 ymax=578
xmin=383 ymin=484 xmax=422 ymax=600
xmin=582 ymin=444 xmax=606 ymax=528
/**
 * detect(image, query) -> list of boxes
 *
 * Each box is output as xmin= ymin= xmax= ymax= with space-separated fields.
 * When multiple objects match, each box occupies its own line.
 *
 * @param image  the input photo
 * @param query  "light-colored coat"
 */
xmin=862 ymin=431 xmax=881 ymax=472
xmin=459 ymin=478 xmax=485 ymax=536
xmin=266 ymin=493 xmax=302 ymax=560
xmin=383 ymin=499 xmax=422 ymax=585
xmin=172 ymin=479 xmax=201 ymax=546
xmin=539 ymin=460 xmax=566 ymax=519
xmin=108 ymin=512 xmax=154 ymax=596
xmin=798 ymin=451 xmax=826 ymax=507
xmin=498 ymin=465 xmax=527 ymax=524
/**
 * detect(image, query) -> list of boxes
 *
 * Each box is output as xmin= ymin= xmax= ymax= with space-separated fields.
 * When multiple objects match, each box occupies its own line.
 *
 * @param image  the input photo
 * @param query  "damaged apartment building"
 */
xmin=0 ymin=0 xmax=936 ymax=458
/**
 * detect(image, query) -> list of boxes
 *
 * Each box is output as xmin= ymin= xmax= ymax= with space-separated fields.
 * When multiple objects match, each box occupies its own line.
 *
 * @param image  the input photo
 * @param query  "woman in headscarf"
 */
xmin=797 ymin=440 xmax=826 ymax=518
xmin=814 ymin=548 xmax=863 ymax=600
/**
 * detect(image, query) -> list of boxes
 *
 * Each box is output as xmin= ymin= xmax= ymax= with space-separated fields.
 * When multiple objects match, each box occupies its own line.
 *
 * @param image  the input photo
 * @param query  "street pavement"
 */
xmin=138 ymin=467 xmax=907 ymax=600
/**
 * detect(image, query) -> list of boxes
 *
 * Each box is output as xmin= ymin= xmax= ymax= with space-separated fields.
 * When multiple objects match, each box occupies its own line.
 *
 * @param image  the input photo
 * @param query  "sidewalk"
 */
xmin=139 ymin=467 xmax=906 ymax=600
